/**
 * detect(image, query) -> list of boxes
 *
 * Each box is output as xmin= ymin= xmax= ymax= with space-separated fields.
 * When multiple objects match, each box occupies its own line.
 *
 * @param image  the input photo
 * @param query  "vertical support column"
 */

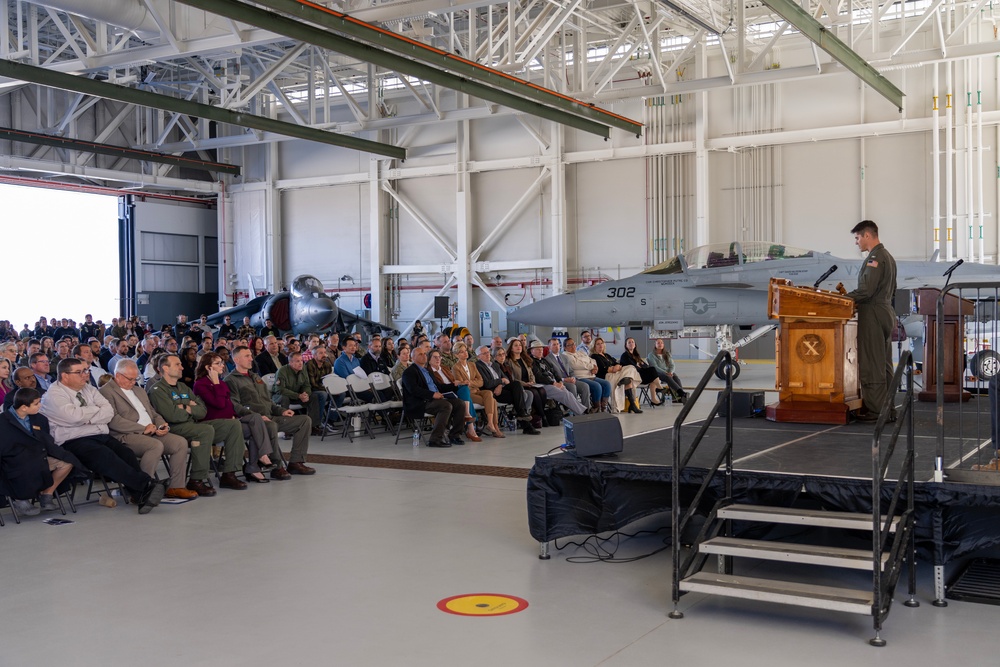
xmin=265 ymin=97 xmax=282 ymax=292
xmin=455 ymin=118 xmax=473 ymax=328
xmin=370 ymin=155 xmax=385 ymax=322
xmin=551 ymin=123 xmax=567 ymax=295
xmin=693 ymin=42 xmax=710 ymax=247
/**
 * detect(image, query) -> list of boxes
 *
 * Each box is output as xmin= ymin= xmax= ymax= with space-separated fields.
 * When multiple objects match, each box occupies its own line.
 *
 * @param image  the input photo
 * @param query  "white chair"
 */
xmin=321 ymin=374 xmax=373 ymax=441
xmin=346 ymin=374 xmax=392 ymax=436
xmin=368 ymin=372 xmax=403 ymax=435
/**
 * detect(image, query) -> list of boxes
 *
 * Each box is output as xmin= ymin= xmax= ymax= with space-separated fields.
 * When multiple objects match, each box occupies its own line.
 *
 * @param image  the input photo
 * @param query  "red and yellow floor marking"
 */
xmin=437 ymin=593 xmax=529 ymax=616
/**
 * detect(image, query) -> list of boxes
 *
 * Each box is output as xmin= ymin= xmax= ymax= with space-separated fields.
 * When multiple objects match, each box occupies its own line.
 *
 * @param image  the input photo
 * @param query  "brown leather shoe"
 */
xmin=270 ymin=466 xmax=292 ymax=480
xmin=219 ymin=472 xmax=248 ymax=490
xmin=186 ymin=479 xmax=217 ymax=497
xmin=287 ymin=462 xmax=316 ymax=475
xmin=166 ymin=487 xmax=198 ymax=500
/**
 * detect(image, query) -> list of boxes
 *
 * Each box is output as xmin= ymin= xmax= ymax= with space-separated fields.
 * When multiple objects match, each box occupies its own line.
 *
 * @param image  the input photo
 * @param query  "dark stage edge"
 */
xmin=526 ymin=402 xmax=1000 ymax=565
xmin=302 ymin=452 xmax=529 ymax=479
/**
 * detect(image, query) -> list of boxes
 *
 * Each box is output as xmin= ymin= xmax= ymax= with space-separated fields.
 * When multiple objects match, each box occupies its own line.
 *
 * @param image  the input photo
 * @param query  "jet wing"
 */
xmin=334 ymin=309 xmax=399 ymax=338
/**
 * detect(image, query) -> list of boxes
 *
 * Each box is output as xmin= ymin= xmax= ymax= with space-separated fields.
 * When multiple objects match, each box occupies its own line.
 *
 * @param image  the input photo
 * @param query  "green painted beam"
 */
xmin=761 ymin=0 xmax=904 ymax=110
xmin=0 ymin=126 xmax=241 ymax=175
xmin=0 ymin=60 xmax=406 ymax=159
xmin=176 ymin=0 xmax=630 ymax=138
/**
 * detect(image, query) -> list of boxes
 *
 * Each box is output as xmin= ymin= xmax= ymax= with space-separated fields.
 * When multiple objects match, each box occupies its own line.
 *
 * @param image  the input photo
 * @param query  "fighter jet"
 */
xmin=206 ymin=274 xmax=398 ymax=338
xmin=511 ymin=241 xmax=1000 ymax=376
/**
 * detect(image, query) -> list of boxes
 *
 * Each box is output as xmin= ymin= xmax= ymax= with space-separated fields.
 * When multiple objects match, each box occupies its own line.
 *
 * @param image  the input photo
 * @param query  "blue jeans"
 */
xmin=578 ymin=377 xmax=609 ymax=404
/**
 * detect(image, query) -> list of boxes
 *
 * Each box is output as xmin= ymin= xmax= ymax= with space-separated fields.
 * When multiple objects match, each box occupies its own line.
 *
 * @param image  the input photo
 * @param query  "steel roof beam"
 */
xmin=174 ymin=0 xmax=639 ymax=138
xmin=760 ymin=0 xmax=905 ymax=110
xmin=0 ymin=126 xmax=241 ymax=175
xmin=0 ymin=59 xmax=407 ymax=159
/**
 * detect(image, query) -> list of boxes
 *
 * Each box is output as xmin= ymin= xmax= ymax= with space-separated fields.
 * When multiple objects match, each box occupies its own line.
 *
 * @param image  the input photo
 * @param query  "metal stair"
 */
xmin=668 ymin=352 xmax=919 ymax=647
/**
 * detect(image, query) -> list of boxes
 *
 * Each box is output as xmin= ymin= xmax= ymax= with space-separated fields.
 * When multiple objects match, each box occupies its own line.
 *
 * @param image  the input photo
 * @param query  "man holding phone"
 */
xmin=100 ymin=358 xmax=197 ymax=499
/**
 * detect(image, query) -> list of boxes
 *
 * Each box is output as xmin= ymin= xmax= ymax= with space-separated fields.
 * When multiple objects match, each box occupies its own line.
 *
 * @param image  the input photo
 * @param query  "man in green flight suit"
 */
xmin=846 ymin=220 xmax=898 ymax=422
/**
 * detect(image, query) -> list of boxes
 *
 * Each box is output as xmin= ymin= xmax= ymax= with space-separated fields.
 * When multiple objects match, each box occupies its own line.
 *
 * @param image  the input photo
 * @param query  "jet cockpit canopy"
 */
xmin=643 ymin=241 xmax=816 ymax=275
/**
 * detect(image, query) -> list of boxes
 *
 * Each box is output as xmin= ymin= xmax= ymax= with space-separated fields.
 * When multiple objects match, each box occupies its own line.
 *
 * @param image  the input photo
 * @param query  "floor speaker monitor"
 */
xmin=563 ymin=413 xmax=624 ymax=457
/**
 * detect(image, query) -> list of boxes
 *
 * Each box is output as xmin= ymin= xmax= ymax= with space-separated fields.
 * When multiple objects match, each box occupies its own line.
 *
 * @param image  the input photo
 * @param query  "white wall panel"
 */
xmin=569 ymin=159 xmax=646 ymax=276
xmin=232 ymin=189 xmax=267 ymax=289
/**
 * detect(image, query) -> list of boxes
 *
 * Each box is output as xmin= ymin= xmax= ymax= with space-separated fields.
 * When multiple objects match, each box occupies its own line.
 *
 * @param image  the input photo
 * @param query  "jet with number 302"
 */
xmin=511 ymin=241 xmax=1000 ymax=377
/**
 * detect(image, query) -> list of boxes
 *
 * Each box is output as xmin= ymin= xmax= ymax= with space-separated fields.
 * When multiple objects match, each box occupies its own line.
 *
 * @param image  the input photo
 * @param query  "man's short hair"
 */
xmin=289 ymin=351 xmax=303 ymax=361
xmin=72 ymin=344 xmax=88 ymax=356
xmin=156 ymin=353 xmax=180 ymax=373
xmin=851 ymin=220 xmax=879 ymax=236
xmin=116 ymin=358 xmax=139 ymax=375
xmin=29 ymin=352 xmax=49 ymax=365
xmin=232 ymin=345 xmax=250 ymax=356
xmin=56 ymin=357 xmax=83 ymax=378
xmin=13 ymin=367 xmax=33 ymax=384
xmin=12 ymin=387 xmax=41 ymax=410
xmin=27 ymin=339 xmax=40 ymax=347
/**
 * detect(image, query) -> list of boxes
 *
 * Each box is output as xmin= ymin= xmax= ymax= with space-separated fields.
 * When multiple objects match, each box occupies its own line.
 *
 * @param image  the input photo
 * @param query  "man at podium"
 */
xmin=846 ymin=220 xmax=898 ymax=421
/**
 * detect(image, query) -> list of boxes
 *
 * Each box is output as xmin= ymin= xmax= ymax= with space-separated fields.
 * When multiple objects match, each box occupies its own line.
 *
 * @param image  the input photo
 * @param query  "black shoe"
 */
xmin=449 ymin=436 xmax=466 ymax=446
xmin=138 ymin=480 xmax=167 ymax=514
xmin=427 ymin=440 xmax=452 ymax=448
xmin=522 ymin=424 xmax=541 ymax=435
xmin=852 ymin=409 xmax=879 ymax=422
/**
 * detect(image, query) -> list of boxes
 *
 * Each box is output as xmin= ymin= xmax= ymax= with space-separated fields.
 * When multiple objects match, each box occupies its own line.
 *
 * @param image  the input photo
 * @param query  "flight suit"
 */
xmin=847 ymin=243 xmax=898 ymax=415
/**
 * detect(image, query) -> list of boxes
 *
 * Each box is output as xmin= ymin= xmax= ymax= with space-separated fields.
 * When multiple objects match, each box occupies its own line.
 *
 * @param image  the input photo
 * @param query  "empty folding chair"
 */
xmin=367 ymin=372 xmax=403 ymax=435
xmin=321 ymin=374 xmax=373 ymax=442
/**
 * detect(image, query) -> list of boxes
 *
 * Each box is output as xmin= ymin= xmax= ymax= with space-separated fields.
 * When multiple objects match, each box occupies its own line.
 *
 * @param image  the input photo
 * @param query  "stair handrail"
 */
xmin=870 ymin=350 xmax=916 ymax=632
xmin=670 ymin=350 xmax=735 ymax=614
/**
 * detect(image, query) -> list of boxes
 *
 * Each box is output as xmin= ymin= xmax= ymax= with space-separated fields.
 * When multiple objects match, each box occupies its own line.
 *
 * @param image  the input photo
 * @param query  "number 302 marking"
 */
xmin=607 ymin=287 xmax=636 ymax=299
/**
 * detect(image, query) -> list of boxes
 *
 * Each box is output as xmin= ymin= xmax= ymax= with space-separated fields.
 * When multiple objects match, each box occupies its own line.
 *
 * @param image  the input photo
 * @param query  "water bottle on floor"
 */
xmin=412 ymin=429 xmax=420 ymax=448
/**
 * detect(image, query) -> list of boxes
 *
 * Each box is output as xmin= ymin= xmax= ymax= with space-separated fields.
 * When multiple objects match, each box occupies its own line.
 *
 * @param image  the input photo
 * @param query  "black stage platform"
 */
xmin=527 ymin=398 xmax=1000 ymax=565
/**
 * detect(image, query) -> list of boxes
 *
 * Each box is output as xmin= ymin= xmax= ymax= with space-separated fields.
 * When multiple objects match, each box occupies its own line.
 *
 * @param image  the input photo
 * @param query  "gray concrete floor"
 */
xmin=2 ymin=360 xmax=997 ymax=665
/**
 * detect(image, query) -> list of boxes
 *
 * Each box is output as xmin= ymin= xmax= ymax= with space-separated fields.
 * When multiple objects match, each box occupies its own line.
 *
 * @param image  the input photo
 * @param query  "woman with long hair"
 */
xmin=0 ymin=358 xmax=13 ymax=406
xmin=502 ymin=338 xmax=546 ymax=427
xmin=620 ymin=337 xmax=664 ymax=405
xmin=380 ymin=337 xmax=398 ymax=368
xmin=193 ymin=353 xmax=274 ymax=484
xmin=647 ymin=338 xmax=687 ymax=403
xmin=591 ymin=337 xmax=642 ymax=413
xmin=451 ymin=342 xmax=503 ymax=438
xmin=180 ymin=346 xmax=198 ymax=387
xmin=427 ymin=349 xmax=481 ymax=441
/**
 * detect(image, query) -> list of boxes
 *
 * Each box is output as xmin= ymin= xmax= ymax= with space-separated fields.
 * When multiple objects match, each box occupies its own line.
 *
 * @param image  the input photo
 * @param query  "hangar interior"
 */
xmin=2 ymin=2 xmax=1000 ymax=663
xmin=1 ymin=0 xmax=996 ymax=341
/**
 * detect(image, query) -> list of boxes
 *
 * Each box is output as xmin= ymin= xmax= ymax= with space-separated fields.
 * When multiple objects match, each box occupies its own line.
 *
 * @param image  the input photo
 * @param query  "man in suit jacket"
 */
xmin=99 ymin=359 xmax=196 ymax=499
xmin=0 ymin=388 xmax=82 ymax=514
xmin=255 ymin=336 xmax=288 ymax=376
xmin=401 ymin=346 xmax=466 ymax=447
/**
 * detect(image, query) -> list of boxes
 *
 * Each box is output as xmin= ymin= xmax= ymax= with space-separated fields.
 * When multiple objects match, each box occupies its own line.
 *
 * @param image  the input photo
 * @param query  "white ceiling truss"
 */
xmin=0 ymin=0 xmax=997 ymax=194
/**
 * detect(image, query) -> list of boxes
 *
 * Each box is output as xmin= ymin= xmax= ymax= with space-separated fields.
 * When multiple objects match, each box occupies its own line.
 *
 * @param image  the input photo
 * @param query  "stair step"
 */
xmin=699 ymin=536 xmax=887 ymax=570
xmin=680 ymin=572 xmax=874 ymax=614
xmin=718 ymin=504 xmax=898 ymax=532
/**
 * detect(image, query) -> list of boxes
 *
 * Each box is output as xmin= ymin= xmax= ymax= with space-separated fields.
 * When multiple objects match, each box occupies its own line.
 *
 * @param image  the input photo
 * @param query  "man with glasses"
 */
xmin=29 ymin=353 xmax=53 ymax=392
xmin=40 ymin=358 xmax=166 ymax=514
xmin=72 ymin=342 xmax=109 ymax=388
xmin=100 ymin=359 xmax=196 ymax=499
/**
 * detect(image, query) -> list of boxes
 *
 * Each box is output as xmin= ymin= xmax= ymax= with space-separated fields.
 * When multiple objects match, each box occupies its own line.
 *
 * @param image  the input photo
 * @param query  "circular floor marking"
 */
xmin=437 ymin=593 xmax=529 ymax=616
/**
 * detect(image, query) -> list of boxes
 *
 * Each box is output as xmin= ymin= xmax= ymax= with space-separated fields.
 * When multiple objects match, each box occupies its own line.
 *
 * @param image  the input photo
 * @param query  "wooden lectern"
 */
xmin=765 ymin=278 xmax=862 ymax=424
xmin=914 ymin=288 xmax=973 ymax=403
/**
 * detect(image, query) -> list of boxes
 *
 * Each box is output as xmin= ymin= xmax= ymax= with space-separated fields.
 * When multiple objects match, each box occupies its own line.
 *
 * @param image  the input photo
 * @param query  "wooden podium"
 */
xmin=765 ymin=278 xmax=862 ymax=424
xmin=914 ymin=288 xmax=973 ymax=403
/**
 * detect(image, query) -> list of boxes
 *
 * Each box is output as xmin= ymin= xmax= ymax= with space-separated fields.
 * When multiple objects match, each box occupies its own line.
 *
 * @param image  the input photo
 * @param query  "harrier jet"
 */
xmin=207 ymin=275 xmax=398 ymax=338
xmin=511 ymin=241 xmax=1000 ymax=377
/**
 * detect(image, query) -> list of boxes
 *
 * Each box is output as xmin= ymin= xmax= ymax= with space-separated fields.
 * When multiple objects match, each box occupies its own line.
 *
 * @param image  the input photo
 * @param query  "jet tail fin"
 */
xmin=930 ymin=249 xmax=940 ymax=263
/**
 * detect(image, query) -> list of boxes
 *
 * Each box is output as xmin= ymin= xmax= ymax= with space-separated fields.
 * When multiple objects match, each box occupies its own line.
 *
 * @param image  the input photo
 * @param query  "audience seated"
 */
xmin=225 ymin=346 xmax=314 ymax=477
xmin=400 ymin=347 xmax=467 ymax=448
xmin=427 ymin=349 xmax=480 ymax=442
xmin=147 ymin=354 xmax=245 ymax=494
xmin=40 ymin=358 xmax=167 ymax=514
xmin=502 ymin=338 xmax=547 ymax=429
xmin=591 ymin=337 xmax=642 ymax=413
xmin=99 ymin=360 xmax=196 ymax=500
xmin=389 ymin=345 xmax=411 ymax=384
xmin=274 ymin=351 xmax=322 ymax=428
xmin=539 ymin=339 xmax=593 ymax=413
xmin=527 ymin=340 xmax=586 ymax=416
xmin=647 ymin=338 xmax=687 ymax=403
xmin=475 ymin=345 xmax=538 ymax=435
xmin=333 ymin=338 xmax=362 ymax=378
xmin=619 ymin=337 xmax=665 ymax=406
xmin=193 ymin=353 xmax=275 ymax=484
xmin=560 ymin=338 xmax=611 ymax=412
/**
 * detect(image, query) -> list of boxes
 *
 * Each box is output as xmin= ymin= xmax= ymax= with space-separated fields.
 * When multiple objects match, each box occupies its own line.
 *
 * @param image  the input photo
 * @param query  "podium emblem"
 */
xmin=795 ymin=333 xmax=826 ymax=363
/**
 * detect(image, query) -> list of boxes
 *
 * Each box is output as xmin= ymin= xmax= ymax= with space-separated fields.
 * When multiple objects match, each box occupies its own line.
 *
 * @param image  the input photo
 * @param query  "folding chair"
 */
xmin=367 ymin=372 xmax=403 ymax=435
xmin=637 ymin=381 xmax=658 ymax=407
xmin=393 ymin=378 xmax=432 ymax=445
xmin=347 ymin=375 xmax=390 ymax=436
xmin=321 ymin=374 xmax=373 ymax=441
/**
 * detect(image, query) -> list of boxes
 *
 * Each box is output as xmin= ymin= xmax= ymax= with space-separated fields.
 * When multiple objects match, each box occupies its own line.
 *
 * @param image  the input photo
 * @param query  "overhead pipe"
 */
xmin=966 ymin=59 xmax=975 ymax=262
xmin=946 ymin=62 xmax=954 ymax=261
xmin=933 ymin=64 xmax=941 ymax=258
xmin=31 ymin=0 xmax=165 ymax=36
xmin=977 ymin=57 xmax=985 ymax=262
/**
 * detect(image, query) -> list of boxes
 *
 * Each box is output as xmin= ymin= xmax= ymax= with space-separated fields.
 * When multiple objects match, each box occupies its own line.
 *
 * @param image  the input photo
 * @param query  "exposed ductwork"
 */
xmin=31 ymin=0 xmax=169 ymax=36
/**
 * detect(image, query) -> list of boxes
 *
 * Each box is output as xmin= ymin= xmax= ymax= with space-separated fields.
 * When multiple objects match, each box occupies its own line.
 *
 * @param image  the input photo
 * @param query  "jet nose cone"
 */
xmin=297 ymin=297 xmax=339 ymax=332
xmin=513 ymin=294 xmax=576 ymax=326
